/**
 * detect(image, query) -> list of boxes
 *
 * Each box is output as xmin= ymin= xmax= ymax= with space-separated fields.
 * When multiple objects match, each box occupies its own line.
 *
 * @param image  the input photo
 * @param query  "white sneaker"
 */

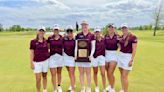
xmin=43 ymin=89 xmax=47 ymax=92
xmin=86 ymin=87 xmax=91 ymax=92
xmin=68 ymin=86 xmax=72 ymax=91
xmin=103 ymin=89 xmax=107 ymax=92
xmin=120 ymin=89 xmax=124 ymax=92
xmin=58 ymin=86 xmax=62 ymax=92
xmin=109 ymin=89 xmax=115 ymax=92
xmin=95 ymin=87 xmax=99 ymax=92
xmin=81 ymin=87 xmax=85 ymax=92
xmin=106 ymin=85 xmax=111 ymax=91
xmin=70 ymin=90 xmax=75 ymax=92
xmin=54 ymin=90 xmax=57 ymax=92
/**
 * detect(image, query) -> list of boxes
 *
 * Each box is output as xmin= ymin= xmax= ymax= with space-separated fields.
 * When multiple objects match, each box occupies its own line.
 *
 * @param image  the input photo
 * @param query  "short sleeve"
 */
xmin=30 ymin=40 xmax=35 ymax=50
xmin=131 ymin=35 xmax=138 ymax=43
xmin=91 ymin=34 xmax=95 ymax=41
xmin=47 ymin=36 xmax=51 ymax=43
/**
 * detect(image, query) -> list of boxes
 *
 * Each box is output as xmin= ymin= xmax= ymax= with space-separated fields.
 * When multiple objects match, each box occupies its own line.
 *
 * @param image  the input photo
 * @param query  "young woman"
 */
xmin=92 ymin=28 xmax=106 ymax=92
xmin=30 ymin=27 xmax=49 ymax=92
xmin=47 ymin=24 xmax=63 ymax=92
xmin=105 ymin=24 xmax=119 ymax=92
xmin=63 ymin=26 xmax=76 ymax=92
xmin=118 ymin=24 xmax=138 ymax=92
xmin=75 ymin=20 xmax=95 ymax=92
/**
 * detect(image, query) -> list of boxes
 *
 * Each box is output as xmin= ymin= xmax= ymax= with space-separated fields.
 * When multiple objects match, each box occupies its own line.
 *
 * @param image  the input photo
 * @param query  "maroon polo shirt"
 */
xmin=47 ymin=35 xmax=63 ymax=56
xmin=75 ymin=32 xmax=95 ymax=54
xmin=105 ymin=34 xmax=119 ymax=50
xmin=93 ymin=38 xmax=105 ymax=58
xmin=119 ymin=34 xmax=138 ymax=53
xmin=63 ymin=37 xmax=75 ymax=57
xmin=30 ymin=39 xmax=49 ymax=62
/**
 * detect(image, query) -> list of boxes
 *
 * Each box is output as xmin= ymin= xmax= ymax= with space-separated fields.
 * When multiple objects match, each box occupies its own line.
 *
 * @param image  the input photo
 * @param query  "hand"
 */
xmin=30 ymin=62 xmax=34 ymax=70
xmin=74 ymin=56 xmax=77 ymax=60
xmin=89 ymin=56 xmax=94 ymax=61
xmin=128 ymin=59 xmax=133 ymax=67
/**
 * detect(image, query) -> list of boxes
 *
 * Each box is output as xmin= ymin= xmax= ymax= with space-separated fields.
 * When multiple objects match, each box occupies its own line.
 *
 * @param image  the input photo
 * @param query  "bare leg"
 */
xmin=100 ymin=65 xmax=106 ymax=89
xmin=50 ymin=68 xmax=57 ymax=90
xmin=93 ymin=67 xmax=98 ymax=87
xmin=78 ymin=67 xmax=85 ymax=88
xmin=42 ymin=72 xmax=47 ymax=90
xmin=105 ymin=62 xmax=110 ymax=85
xmin=35 ymin=73 xmax=42 ymax=92
xmin=69 ymin=67 xmax=75 ymax=91
xmin=108 ymin=61 xmax=117 ymax=88
xmin=57 ymin=67 xmax=62 ymax=86
xmin=121 ymin=69 xmax=129 ymax=92
xmin=86 ymin=67 xmax=91 ymax=88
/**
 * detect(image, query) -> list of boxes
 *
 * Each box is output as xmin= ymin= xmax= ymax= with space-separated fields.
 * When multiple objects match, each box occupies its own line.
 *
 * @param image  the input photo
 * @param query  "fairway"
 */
xmin=0 ymin=31 xmax=164 ymax=92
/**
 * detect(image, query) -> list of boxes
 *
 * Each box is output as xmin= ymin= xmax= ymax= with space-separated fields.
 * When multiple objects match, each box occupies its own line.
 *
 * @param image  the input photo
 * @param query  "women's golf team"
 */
xmin=30 ymin=21 xmax=138 ymax=92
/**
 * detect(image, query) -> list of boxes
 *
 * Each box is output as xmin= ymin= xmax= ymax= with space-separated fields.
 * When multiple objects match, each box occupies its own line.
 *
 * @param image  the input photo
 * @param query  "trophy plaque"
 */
xmin=75 ymin=39 xmax=90 ymax=62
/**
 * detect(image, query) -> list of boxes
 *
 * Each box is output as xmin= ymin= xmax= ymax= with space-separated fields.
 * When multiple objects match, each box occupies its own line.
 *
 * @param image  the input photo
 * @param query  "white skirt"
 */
xmin=76 ymin=61 xmax=91 ymax=67
xmin=105 ymin=50 xmax=118 ymax=62
xmin=117 ymin=52 xmax=133 ymax=70
xmin=63 ymin=52 xmax=75 ymax=67
xmin=49 ymin=54 xmax=64 ymax=68
xmin=33 ymin=59 xmax=49 ymax=73
xmin=92 ymin=55 xmax=105 ymax=67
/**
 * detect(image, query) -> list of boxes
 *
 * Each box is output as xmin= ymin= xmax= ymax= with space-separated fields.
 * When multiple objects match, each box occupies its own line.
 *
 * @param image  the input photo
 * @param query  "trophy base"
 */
xmin=75 ymin=58 xmax=90 ymax=62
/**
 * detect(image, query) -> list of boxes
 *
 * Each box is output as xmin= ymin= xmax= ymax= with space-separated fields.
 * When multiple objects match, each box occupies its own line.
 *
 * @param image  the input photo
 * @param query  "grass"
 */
xmin=0 ymin=30 xmax=164 ymax=92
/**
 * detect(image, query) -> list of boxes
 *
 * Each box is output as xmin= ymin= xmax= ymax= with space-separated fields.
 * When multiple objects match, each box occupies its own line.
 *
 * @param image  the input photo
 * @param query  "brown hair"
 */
xmin=124 ymin=32 xmax=131 ymax=47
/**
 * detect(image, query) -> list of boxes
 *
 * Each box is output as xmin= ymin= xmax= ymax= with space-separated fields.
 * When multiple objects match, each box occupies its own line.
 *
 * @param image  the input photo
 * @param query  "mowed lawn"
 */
xmin=0 ymin=31 xmax=164 ymax=92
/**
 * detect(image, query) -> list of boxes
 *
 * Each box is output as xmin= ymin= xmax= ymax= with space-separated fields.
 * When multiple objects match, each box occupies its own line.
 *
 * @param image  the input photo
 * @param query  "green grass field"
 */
xmin=0 ymin=31 xmax=164 ymax=92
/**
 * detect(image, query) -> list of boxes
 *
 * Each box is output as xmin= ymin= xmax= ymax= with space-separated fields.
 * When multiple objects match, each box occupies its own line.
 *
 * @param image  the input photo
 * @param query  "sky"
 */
xmin=0 ymin=0 xmax=162 ymax=28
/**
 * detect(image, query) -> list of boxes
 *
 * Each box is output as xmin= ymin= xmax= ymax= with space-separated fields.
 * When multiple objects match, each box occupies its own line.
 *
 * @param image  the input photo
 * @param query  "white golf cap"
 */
xmin=37 ymin=26 xmax=46 ymax=31
xmin=66 ymin=25 xmax=73 ymax=30
xmin=81 ymin=20 xmax=89 ymax=25
xmin=94 ymin=27 xmax=101 ymax=32
xmin=53 ymin=24 xmax=60 ymax=30
xmin=121 ymin=23 xmax=128 ymax=28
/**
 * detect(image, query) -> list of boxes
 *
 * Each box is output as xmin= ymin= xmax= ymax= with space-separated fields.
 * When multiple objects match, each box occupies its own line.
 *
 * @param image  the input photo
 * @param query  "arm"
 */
xmin=74 ymin=40 xmax=78 ymax=59
xmin=30 ymin=50 xmax=34 ymax=69
xmin=90 ymin=40 xmax=96 ymax=60
xmin=131 ymin=43 xmax=137 ymax=61
xmin=129 ymin=43 xmax=137 ymax=66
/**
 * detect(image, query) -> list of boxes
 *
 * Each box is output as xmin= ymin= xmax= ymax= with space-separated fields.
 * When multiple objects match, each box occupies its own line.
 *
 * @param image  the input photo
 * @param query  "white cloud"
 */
xmin=0 ymin=0 xmax=159 ymax=28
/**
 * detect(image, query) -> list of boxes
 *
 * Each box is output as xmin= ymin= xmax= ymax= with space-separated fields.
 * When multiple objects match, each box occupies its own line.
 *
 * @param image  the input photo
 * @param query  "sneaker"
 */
xmin=103 ymin=89 xmax=107 ymax=92
xmin=109 ymin=89 xmax=115 ymax=92
xmin=43 ymin=89 xmax=47 ymax=92
xmin=68 ymin=86 xmax=72 ymax=91
xmin=95 ymin=87 xmax=99 ymax=92
xmin=86 ymin=87 xmax=91 ymax=92
xmin=70 ymin=90 xmax=75 ymax=92
xmin=106 ymin=85 xmax=111 ymax=92
xmin=81 ymin=87 xmax=85 ymax=92
xmin=120 ymin=89 xmax=124 ymax=92
xmin=58 ymin=86 xmax=62 ymax=92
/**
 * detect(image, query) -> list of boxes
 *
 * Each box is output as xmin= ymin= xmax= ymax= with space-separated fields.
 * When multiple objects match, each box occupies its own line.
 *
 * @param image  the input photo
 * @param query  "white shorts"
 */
xmin=63 ymin=52 xmax=75 ymax=67
xmin=105 ymin=50 xmax=118 ymax=62
xmin=33 ymin=59 xmax=49 ymax=73
xmin=117 ymin=52 xmax=133 ymax=70
xmin=49 ymin=54 xmax=64 ymax=68
xmin=92 ymin=55 xmax=105 ymax=67
xmin=76 ymin=62 xmax=91 ymax=67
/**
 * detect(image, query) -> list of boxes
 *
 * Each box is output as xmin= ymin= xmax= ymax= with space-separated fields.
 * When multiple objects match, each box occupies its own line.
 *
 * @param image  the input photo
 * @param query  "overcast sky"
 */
xmin=0 ymin=0 xmax=162 ymax=28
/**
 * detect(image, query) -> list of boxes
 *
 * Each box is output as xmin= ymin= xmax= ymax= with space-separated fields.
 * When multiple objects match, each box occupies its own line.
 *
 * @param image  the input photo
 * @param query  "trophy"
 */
xmin=75 ymin=39 xmax=90 ymax=62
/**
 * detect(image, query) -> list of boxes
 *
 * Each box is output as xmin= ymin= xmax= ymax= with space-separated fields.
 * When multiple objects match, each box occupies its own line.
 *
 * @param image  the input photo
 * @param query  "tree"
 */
xmin=0 ymin=24 xmax=3 ymax=32
xmin=153 ymin=0 xmax=164 ymax=36
xmin=9 ymin=25 xmax=22 ymax=32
